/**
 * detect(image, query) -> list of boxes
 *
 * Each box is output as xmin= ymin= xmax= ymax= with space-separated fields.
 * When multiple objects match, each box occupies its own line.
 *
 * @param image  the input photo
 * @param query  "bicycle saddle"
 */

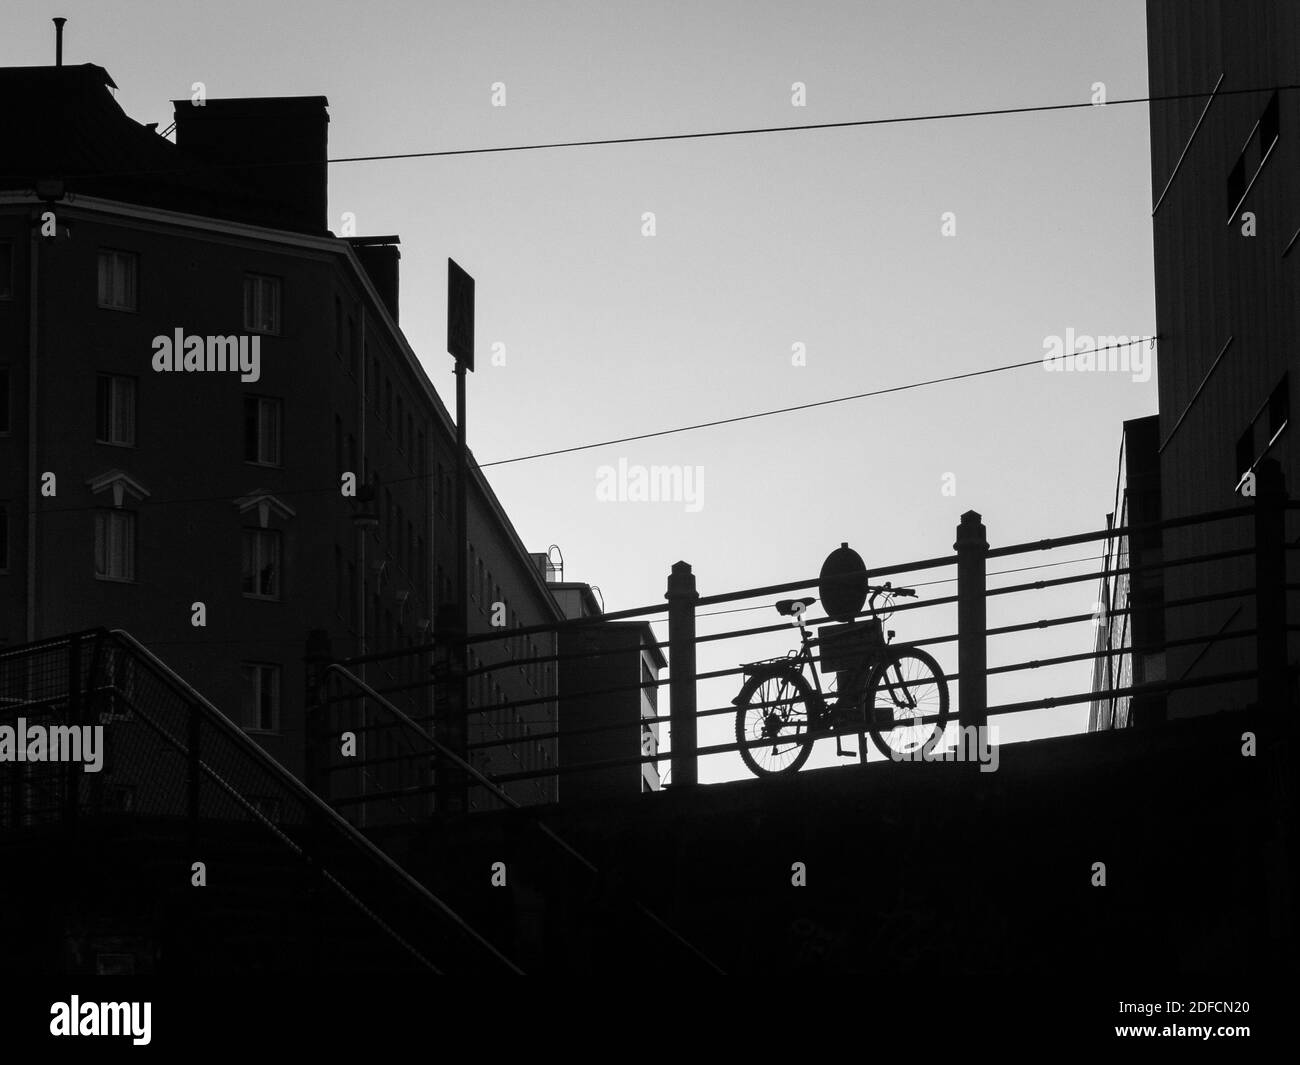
xmin=775 ymin=597 xmax=817 ymax=616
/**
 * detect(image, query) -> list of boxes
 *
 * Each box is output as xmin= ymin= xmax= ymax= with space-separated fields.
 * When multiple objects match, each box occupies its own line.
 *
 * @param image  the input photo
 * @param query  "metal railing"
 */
xmin=314 ymin=461 xmax=1293 ymax=804
xmin=0 ymin=628 xmax=521 ymax=974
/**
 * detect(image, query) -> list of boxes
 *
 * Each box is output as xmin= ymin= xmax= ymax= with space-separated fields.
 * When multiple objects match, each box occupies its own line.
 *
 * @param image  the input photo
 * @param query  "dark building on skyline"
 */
xmin=549 ymin=579 xmax=664 ymax=799
xmin=1145 ymin=0 xmax=1298 ymax=715
xmin=0 ymin=61 xmax=563 ymax=815
xmin=1089 ymin=415 xmax=1166 ymax=730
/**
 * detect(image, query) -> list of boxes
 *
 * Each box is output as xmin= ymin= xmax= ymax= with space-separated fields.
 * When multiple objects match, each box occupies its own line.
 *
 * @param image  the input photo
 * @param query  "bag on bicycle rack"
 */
xmin=816 ymin=619 xmax=886 ymax=673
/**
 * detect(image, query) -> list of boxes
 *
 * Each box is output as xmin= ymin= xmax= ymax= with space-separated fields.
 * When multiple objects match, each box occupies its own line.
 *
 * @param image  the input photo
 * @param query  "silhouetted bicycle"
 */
xmin=732 ymin=583 xmax=949 ymax=776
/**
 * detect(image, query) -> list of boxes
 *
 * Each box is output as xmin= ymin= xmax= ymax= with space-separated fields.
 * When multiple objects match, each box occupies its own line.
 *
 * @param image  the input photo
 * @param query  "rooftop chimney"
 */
xmin=346 ymin=236 xmax=401 ymax=321
xmin=53 ymin=18 xmax=67 ymax=66
xmin=172 ymin=95 xmax=330 ymax=234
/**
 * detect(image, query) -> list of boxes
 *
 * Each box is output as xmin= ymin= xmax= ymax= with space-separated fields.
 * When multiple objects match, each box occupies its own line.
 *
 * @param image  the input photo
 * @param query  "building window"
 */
xmin=1260 ymin=91 xmax=1280 ymax=157
xmin=1268 ymin=373 xmax=1290 ymax=438
xmin=243 ymin=396 xmax=282 ymax=465
xmin=335 ymin=545 xmax=344 ymax=617
xmin=241 ymin=528 xmax=282 ymax=599
xmin=95 ymin=374 xmax=136 ymax=446
xmin=1227 ymin=91 xmax=1281 ymax=220
xmin=243 ymin=274 xmax=281 ymax=334
xmin=0 ymin=366 xmax=10 ymax=434
xmin=1235 ymin=427 xmax=1255 ymax=483
xmin=1238 ymin=373 xmax=1291 ymax=489
xmin=239 ymin=663 xmax=280 ymax=732
xmin=94 ymin=510 xmax=136 ymax=581
xmin=347 ymin=559 xmax=358 ymax=628
xmin=0 ymin=243 xmax=12 ymax=299
xmin=97 ymin=250 xmax=138 ymax=311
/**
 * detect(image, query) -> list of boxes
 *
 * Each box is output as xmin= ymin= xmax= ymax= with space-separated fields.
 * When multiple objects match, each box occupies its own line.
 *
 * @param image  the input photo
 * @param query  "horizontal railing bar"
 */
xmin=693 ymin=553 xmax=959 ymax=608
xmin=336 ymin=600 xmax=673 ymax=668
xmin=986 ymin=669 xmax=1259 ymax=717
xmin=986 ymin=505 xmax=1253 ymax=559
xmin=988 ymin=627 xmax=1259 ymax=677
xmin=985 ymin=569 xmax=1106 ymax=598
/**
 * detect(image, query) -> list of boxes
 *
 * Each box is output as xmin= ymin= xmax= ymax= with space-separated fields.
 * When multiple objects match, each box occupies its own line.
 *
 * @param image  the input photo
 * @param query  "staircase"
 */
xmin=0 ymin=629 xmax=521 ymax=975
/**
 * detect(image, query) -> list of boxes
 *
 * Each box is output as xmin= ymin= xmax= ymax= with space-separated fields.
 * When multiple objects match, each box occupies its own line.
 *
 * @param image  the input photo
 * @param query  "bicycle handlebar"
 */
xmin=867 ymin=582 xmax=917 ymax=599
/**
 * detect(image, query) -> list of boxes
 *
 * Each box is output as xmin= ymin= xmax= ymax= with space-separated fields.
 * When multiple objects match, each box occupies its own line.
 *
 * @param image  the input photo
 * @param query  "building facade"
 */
xmin=550 ymin=580 xmax=664 ymax=801
xmin=1146 ymin=0 xmax=1299 ymax=715
xmin=1089 ymin=416 xmax=1166 ymax=730
xmin=0 ymin=62 xmax=561 ymax=817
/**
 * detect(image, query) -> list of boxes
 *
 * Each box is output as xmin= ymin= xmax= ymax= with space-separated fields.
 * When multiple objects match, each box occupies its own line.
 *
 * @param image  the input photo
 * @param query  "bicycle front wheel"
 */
xmin=865 ymin=647 xmax=949 ymax=760
xmin=735 ymin=670 xmax=816 ymax=777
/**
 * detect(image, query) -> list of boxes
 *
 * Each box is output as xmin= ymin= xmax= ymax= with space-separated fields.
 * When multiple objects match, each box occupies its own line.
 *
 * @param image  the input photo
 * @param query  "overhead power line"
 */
xmin=326 ymin=84 xmax=1291 ymax=166
xmin=478 ymin=337 xmax=1158 ymax=467
xmin=4 ymin=83 xmax=1294 ymax=183
xmin=32 ymin=337 xmax=1155 ymax=518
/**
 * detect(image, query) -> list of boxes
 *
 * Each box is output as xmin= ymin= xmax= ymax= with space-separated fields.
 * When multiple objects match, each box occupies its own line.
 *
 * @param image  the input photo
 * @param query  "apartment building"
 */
xmin=0 ymin=61 xmax=561 ymax=814
xmin=1145 ymin=0 xmax=1299 ymax=714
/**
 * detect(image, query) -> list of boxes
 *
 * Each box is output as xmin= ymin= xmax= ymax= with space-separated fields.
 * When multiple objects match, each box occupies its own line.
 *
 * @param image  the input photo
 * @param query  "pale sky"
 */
xmin=7 ymin=0 xmax=1156 ymax=781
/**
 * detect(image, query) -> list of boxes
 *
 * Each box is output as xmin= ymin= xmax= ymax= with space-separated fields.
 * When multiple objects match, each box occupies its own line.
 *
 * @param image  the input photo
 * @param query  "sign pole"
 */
xmin=446 ymin=259 xmax=475 ymax=815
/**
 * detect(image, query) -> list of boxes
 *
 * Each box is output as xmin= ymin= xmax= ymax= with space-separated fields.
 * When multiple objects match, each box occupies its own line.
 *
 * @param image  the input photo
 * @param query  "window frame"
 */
xmin=0 ymin=242 xmax=12 ymax=300
xmin=239 ymin=661 xmax=282 ymax=733
xmin=241 ymin=526 xmax=283 ymax=601
xmin=95 ymin=373 xmax=138 ymax=447
xmin=96 ymin=249 xmax=139 ymax=312
xmin=242 ymin=273 xmax=282 ymax=335
xmin=93 ymin=508 xmax=137 ymax=582
xmin=243 ymin=394 xmax=283 ymax=467
xmin=0 ymin=365 xmax=10 ymax=435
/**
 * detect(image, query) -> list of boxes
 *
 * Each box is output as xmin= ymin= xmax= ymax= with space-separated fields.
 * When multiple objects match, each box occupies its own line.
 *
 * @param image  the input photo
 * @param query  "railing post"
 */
xmin=666 ymin=561 xmax=699 ymax=788
xmin=304 ymin=629 xmax=332 ymax=799
xmin=65 ymin=633 xmax=81 ymax=826
xmin=1253 ymin=459 xmax=1287 ymax=710
xmin=187 ymin=706 xmax=201 ymax=835
xmin=955 ymin=511 xmax=989 ymax=731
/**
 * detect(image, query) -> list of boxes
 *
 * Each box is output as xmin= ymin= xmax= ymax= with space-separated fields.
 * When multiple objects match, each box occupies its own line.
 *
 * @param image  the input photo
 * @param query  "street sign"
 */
xmin=447 ymin=257 xmax=475 ymax=371
xmin=818 ymin=542 xmax=869 ymax=623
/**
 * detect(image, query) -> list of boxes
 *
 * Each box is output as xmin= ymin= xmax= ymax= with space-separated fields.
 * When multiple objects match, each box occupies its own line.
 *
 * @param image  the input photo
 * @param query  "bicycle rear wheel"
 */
xmin=735 ymin=670 xmax=816 ymax=776
xmin=864 ymin=647 xmax=949 ymax=760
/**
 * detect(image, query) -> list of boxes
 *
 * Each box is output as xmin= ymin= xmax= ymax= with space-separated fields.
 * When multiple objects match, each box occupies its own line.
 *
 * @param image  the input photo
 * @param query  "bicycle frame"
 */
xmin=783 ymin=591 xmax=907 ymax=741
xmin=734 ymin=582 xmax=948 ymax=775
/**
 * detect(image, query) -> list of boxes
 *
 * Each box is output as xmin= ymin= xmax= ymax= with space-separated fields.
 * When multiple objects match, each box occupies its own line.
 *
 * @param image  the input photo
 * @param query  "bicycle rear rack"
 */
xmin=740 ymin=651 xmax=800 ymax=676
